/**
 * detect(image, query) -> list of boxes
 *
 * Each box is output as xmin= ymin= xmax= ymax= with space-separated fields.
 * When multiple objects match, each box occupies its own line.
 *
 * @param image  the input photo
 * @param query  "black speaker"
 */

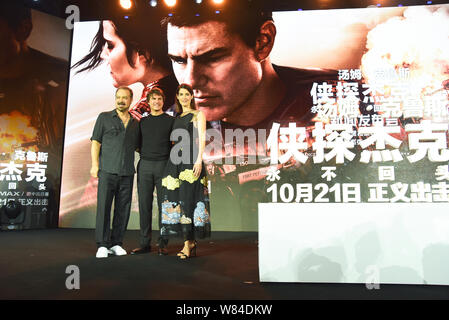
xmin=0 ymin=200 xmax=26 ymax=231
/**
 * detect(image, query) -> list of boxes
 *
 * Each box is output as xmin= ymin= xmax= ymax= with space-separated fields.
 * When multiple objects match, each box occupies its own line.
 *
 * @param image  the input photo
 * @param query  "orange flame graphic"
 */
xmin=0 ymin=111 xmax=39 ymax=154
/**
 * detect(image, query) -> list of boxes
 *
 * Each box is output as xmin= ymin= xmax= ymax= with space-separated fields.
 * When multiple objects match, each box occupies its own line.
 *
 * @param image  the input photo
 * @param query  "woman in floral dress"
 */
xmin=160 ymin=83 xmax=211 ymax=259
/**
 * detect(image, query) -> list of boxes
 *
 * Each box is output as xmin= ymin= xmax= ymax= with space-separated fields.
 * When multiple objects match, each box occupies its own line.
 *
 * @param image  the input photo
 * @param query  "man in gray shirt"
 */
xmin=91 ymin=87 xmax=139 ymax=258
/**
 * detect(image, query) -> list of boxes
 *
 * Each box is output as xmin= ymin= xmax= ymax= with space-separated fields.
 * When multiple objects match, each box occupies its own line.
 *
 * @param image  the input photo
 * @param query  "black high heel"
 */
xmin=179 ymin=241 xmax=197 ymax=260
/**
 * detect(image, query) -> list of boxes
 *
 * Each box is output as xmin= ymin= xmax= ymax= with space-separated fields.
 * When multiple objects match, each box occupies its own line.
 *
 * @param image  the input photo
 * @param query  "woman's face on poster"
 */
xmin=100 ymin=20 xmax=139 ymax=87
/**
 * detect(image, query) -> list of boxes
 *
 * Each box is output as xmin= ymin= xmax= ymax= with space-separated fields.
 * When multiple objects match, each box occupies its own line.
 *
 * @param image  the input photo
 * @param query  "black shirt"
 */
xmin=139 ymin=113 xmax=175 ymax=161
xmin=91 ymin=109 xmax=139 ymax=176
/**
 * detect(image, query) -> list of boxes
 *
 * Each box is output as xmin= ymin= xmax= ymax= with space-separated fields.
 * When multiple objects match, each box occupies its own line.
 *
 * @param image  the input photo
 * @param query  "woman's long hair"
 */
xmin=72 ymin=18 xmax=171 ymax=74
xmin=175 ymin=83 xmax=196 ymax=114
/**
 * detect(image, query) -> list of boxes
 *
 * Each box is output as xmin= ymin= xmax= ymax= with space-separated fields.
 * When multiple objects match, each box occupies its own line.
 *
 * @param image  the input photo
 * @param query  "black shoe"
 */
xmin=158 ymin=247 xmax=168 ymax=256
xmin=130 ymin=246 xmax=151 ymax=255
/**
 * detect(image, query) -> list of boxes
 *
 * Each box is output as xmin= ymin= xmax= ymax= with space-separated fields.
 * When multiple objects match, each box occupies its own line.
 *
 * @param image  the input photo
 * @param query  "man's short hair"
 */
xmin=116 ymin=86 xmax=133 ymax=99
xmin=0 ymin=1 xmax=31 ymax=31
xmin=146 ymin=87 xmax=165 ymax=102
xmin=162 ymin=0 xmax=273 ymax=48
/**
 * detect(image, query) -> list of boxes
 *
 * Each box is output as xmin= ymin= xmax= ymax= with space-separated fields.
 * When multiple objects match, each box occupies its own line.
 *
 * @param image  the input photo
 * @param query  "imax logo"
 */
xmin=0 ymin=191 xmax=23 ymax=197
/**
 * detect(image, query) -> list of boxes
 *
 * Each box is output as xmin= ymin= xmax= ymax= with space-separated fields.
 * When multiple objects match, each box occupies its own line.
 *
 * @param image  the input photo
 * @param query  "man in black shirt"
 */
xmin=131 ymin=87 xmax=175 ymax=255
xmin=91 ymin=87 xmax=139 ymax=258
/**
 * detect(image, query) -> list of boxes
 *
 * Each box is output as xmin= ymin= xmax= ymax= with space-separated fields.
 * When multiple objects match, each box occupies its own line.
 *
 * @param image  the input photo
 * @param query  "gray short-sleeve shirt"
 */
xmin=91 ymin=109 xmax=138 ymax=176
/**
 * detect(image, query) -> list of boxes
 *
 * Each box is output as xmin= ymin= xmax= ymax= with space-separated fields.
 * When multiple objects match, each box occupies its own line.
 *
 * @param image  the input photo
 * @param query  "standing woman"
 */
xmin=160 ymin=83 xmax=211 ymax=259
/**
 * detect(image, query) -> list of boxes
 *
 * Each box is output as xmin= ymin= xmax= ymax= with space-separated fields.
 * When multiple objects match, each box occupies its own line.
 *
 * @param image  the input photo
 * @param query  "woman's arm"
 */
xmin=193 ymin=110 xmax=206 ymax=178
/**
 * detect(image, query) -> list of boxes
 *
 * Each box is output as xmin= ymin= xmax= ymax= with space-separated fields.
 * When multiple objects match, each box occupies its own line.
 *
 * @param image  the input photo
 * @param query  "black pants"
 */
xmin=137 ymin=159 xmax=168 ymax=248
xmin=95 ymin=171 xmax=133 ymax=248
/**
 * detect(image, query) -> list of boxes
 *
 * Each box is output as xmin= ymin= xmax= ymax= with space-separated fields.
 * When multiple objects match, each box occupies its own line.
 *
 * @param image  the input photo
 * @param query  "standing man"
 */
xmin=91 ymin=87 xmax=139 ymax=258
xmin=131 ymin=87 xmax=175 ymax=255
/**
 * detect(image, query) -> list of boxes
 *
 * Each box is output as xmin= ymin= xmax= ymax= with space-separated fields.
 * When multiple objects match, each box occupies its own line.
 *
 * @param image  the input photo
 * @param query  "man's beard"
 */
xmin=117 ymin=103 xmax=128 ymax=111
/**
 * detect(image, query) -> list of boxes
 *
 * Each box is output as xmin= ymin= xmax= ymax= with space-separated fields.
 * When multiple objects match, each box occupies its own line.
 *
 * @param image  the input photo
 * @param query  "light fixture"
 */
xmin=150 ymin=0 xmax=157 ymax=7
xmin=212 ymin=0 xmax=224 ymax=4
xmin=164 ymin=0 xmax=176 ymax=7
xmin=120 ymin=0 xmax=133 ymax=10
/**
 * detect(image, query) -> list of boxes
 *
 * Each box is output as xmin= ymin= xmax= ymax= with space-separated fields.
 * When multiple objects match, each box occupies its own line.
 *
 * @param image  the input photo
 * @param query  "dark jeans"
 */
xmin=137 ymin=159 xmax=168 ymax=248
xmin=95 ymin=171 xmax=133 ymax=248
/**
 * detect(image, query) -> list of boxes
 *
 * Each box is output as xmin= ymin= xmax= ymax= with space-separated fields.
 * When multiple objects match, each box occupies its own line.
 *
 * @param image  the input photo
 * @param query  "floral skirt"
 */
xmin=160 ymin=161 xmax=211 ymax=240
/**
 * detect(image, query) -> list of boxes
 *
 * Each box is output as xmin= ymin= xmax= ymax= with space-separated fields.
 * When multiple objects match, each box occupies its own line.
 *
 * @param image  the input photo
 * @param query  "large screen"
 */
xmin=1 ymin=7 xmax=70 ymax=229
xmin=60 ymin=3 xmax=449 ymax=256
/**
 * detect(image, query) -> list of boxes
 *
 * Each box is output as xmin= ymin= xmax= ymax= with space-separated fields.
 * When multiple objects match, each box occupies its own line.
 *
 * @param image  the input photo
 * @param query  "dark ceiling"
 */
xmin=19 ymin=0 xmax=449 ymax=21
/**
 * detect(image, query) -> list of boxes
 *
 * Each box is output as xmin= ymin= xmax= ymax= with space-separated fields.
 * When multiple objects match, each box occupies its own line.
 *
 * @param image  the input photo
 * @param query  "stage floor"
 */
xmin=0 ymin=228 xmax=448 ymax=300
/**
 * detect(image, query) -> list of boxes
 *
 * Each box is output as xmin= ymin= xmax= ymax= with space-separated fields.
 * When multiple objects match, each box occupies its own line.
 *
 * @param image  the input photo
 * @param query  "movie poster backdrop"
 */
xmin=0 ymin=8 xmax=70 ymax=229
xmin=258 ymin=5 xmax=449 ymax=285
xmin=60 ymin=4 xmax=449 ymax=244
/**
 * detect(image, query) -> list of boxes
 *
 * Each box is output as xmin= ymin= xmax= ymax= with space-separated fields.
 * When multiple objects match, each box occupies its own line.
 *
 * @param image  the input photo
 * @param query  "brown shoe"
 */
xmin=158 ymin=247 xmax=168 ymax=256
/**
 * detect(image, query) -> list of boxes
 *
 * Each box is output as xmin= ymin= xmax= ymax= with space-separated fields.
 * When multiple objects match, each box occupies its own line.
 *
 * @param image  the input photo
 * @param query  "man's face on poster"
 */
xmin=0 ymin=19 xmax=19 ymax=68
xmin=167 ymin=21 xmax=263 ymax=122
